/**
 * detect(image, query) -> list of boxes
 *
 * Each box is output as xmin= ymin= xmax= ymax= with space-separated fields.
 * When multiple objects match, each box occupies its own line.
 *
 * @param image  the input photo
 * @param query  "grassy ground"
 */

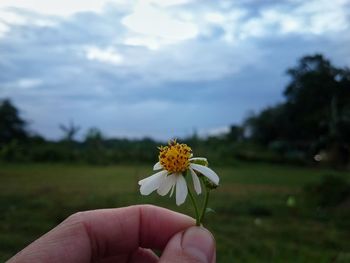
xmin=0 ymin=162 xmax=349 ymax=262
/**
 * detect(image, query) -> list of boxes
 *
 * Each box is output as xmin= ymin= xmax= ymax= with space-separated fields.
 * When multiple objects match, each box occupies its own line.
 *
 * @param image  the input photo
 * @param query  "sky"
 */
xmin=0 ymin=0 xmax=349 ymax=140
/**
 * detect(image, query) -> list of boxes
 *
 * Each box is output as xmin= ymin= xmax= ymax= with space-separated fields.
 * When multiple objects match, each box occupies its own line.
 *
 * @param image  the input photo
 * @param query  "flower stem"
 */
xmin=200 ymin=187 xmax=210 ymax=222
xmin=187 ymin=186 xmax=200 ymax=226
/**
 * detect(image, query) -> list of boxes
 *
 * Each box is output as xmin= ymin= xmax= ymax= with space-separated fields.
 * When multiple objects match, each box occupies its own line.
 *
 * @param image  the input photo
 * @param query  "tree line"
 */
xmin=1 ymin=54 xmax=349 ymax=167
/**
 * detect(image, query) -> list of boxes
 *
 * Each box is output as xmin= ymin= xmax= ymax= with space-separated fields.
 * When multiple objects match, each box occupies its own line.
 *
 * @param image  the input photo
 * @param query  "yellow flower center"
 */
xmin=159 ymin=140 xmax=192 ymax=173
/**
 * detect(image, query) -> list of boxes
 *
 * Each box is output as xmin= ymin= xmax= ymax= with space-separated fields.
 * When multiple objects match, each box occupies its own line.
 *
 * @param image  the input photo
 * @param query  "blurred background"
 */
xmin=1 ymin=0 xmax=350 ymax=262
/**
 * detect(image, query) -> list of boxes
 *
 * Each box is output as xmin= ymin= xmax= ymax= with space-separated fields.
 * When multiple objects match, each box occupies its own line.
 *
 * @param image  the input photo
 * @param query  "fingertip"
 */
xmin=160 ymin=226 xmax=216 ymax=263
xmin=181 ymin=227 xmax=215 ymax=263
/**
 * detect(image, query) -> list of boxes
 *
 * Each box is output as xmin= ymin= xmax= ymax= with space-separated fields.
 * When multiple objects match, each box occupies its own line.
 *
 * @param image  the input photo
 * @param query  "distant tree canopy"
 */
xmin=246 ymin=54 xmax=350 ymax=164
xmin=284 ymin=54 xmax=350 ymax=143
xmin=244 ymin=104 xmax=288 ymax=145
xmin=0 ymin=99 xmax=28 ymax=145
xmin=227 ymin=125 xmax=245 ymax=142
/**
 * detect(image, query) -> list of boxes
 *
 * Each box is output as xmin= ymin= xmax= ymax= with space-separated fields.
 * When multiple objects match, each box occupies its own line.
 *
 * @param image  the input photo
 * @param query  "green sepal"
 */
xmin=201 ymin=176 xmax=218 ymax=190
xmin=191 ymin=159 xmax=209 ymax=167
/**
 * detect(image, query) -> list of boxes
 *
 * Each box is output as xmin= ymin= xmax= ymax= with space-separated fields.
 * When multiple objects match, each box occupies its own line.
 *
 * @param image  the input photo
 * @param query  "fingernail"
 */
xmin=181 ymin=226 xmax=215 ymax=263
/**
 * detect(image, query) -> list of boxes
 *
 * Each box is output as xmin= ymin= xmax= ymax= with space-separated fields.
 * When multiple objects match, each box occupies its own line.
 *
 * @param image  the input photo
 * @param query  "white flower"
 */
xmin=138 ymin=141 xmax=219 ymax=205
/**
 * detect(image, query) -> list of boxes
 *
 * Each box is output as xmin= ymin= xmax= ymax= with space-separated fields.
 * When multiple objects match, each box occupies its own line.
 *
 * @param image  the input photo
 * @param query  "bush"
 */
xmin=303 ymin=174 xmax=350 ymax=208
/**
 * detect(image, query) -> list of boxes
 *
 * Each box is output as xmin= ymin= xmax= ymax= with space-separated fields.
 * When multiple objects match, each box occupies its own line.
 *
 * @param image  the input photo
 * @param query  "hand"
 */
xmin=8 ymin=205 xmax=216 ymax=263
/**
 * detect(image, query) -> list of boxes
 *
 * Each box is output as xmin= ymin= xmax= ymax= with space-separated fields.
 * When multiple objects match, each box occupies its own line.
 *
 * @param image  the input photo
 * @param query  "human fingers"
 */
xmin=159 ymin=226 xmax=216 ymax=263
xmin=8 ymin=205 xmax=194 ymax=263
xmin=96 ymin=248 xmax=158 ymax=263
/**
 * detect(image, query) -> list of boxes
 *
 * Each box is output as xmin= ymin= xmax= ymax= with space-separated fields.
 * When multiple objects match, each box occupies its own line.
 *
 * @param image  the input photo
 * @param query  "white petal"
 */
xmin=170 ymin=184 xmax=175 ymax=197
xmin=139 ymin=170 xmax=167 ymax=195
xmin=190 ymin=163 xmax=219 ymax=185
xmin=189 ymin=168 xmax=202 ymax=194
xmin=175 ymin=174 xmax=188 ymax=206
xmin=157 ymin=174 xmax=176 ymax=196
xmin=190 ymin=157 xmax=207 ymax=162
xmin=153 ymin=161 xmax=162 ymax=170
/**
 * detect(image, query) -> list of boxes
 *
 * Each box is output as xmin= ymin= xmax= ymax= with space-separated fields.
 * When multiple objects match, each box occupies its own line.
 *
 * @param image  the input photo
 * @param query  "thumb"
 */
xmin=159 ymin=226 xmax=216 ymax=263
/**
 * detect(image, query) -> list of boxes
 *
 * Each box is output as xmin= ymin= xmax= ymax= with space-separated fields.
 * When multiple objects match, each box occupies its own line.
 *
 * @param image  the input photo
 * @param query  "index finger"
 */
xmin=9 ymin=205 xmax=194 ymax=262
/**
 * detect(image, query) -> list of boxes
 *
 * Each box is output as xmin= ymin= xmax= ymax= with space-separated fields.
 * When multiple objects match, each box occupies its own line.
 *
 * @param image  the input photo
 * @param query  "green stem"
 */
xmin=200 ymin=187 xmax=210 ymax=222
xmin=187 ymin=186 xmax=200 ymax=226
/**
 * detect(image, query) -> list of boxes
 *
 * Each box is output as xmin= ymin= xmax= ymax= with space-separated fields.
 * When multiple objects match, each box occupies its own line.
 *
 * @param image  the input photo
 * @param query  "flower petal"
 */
xmin=175 ymin=174 xmax=188 ymax=206
xmin=190 ymin=157 xmax=207 ymax=162
xmin=153 ymin=161 xmax=162 ymax=170
xmin=170 ymin=184 xmax=175 ymax=197
xmin=189 ymin=168 xmax=202 ymax=194
xmin=139 ymin=170 xmax=167 ymax=195
xmin=190 ymin=163 xmax=219 ymax=185
xmin=157 ymin=174 xmax=176 ymax=196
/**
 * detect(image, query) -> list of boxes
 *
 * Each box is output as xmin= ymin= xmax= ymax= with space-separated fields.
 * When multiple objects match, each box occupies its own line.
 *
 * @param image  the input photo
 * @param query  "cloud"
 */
xmin=0 ymin=0 xmax=111 ymax=17
xmin=0 ymin=0 xmax=349 ymax=139
xmin=122 ymin=1 xmax=199 ymax=49
xmin=86 ymin=46 xmax=123 ymax=65
xmin=11 ymin=78 xmax=43 ymax=89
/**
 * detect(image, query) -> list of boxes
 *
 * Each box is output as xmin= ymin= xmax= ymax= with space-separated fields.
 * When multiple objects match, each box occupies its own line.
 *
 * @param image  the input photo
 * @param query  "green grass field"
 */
xmin=1 ymin=163 xmax=349 ymax=262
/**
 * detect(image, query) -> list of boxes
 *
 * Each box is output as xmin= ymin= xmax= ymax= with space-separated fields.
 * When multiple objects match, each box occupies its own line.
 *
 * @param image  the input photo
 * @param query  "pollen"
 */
xmin=159 ymin=140 xmax=192 ymax=173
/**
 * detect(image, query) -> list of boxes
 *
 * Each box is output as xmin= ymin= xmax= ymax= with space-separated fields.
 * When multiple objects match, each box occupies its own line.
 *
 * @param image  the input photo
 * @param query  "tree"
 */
xmin=84 ymin=127 xmax=103 ymax=146
xmin=244 ymin=54 xmax=350 ymax=165
xmin=83 ymin=127 xmax=106 ymax=164
xmin=284 ymin=54 xmax=350 ymax=144
xmin=0 ymin=99 xmax=28 ymax=145
xmin=284 ymin=54 xmax=350 ymax=165
xmin=59 ymin=121 xmax=80 ymax=142
xmin=227 ymin=125 xmax=245 ymax=142
xmin=244 ymin=104 xmax=288 ymax=145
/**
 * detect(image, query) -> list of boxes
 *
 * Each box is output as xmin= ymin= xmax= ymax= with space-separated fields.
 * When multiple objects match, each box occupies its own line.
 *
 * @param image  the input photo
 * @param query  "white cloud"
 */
xmin=122 ymin=1 xmax=198 ymax=49
xmin=0 ymin=0 xmax=112 ymax=17
xmin=86 ymin=46 xmax=123 ymax=65
xmin=4 ymin=78 xmax=43 ymax=89
xmin=204 ymin=12 xmax=225 ymax=24
xmin=147 ymin=0 xmax=193 ymax=7
xmin=124 ymin=37 xmax=161 ymax=50
xmin=0 ymin=9 xmax=57 ymax=38
xmin=194 ymin=8 xmax=248 ymax=43
xmin=1 ymin=0 xmax=350 ymax=139
xmin=1 ymin=0 xmax=348 ymax=46
xmin=238 ymin=0 xmax=349 ymax=39
xmin=17 ymin=78 xmax=43 ymax=89
xmin=0 ymin=23 xmax=9 ymax=37
xmin=0 ymin=9 xmax=26 ymax=24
